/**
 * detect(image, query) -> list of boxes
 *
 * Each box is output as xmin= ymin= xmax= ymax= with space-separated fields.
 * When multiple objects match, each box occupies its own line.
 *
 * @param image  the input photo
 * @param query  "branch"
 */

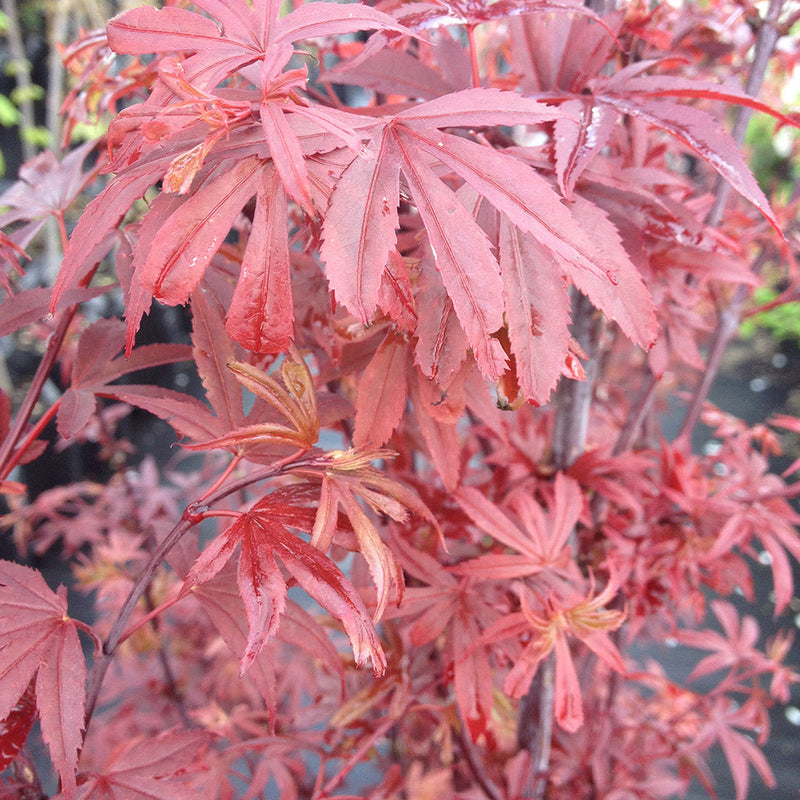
xmin=551 ymin=292 xmax=602 ymax=471
xmin=0 ymin=213 xmax=83 ymax=479
xmin=704 ymin=0 xmax=787 ymax=230
xmin=83 ymin=515 xmax=194 ymax=730
xmin=677 ymin=284 xmax=749 ymax=443
xmin=0 ymin=310 xmax=76 ymax=480
xmin=457 ymin=717 xmax=504 ymax=800
xmin=678 ymin=0 xmax=787 ymax=442
xmin=519 ymin=291 xmax=601 ymax=798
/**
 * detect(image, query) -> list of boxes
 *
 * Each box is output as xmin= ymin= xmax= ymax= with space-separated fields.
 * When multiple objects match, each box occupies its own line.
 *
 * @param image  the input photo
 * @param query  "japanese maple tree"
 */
xmin=1 ymin=0 xmax=800 ymax=797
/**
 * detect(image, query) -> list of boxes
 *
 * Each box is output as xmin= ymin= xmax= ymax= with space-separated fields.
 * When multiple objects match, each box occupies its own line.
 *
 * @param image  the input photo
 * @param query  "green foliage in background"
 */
xmin=741 ymin=285 xmax=800 ymax=343
xmin=746 ymin=115 xmax=799 ymax=198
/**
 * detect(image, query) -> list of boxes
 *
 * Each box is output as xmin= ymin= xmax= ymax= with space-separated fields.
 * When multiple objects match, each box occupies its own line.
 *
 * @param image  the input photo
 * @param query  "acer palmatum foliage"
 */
xmin=1 ymin=0 xmax=799 ymax=797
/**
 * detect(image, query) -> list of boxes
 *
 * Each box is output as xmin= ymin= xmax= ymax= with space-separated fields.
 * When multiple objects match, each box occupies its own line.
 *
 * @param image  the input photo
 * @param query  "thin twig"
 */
xmin=677 ymin=286 xmax=748 ymax=443
xmin=0 ymin=310 xmax=76 ymax=479
xmin=83 ymin=515 xmax=194 ymax=730
xmin=83 ymin=452 xmax=316 ymax=732
xmin=0 ymin=213 xmax=87 ymax=479
xmin=612 ymin=370 xmax=659 ymax=457
xmin=588 ymin=370 xmax=661 ymax=525
xmin=145 ymin=586 xmax=194 ymax=730
xmin=315 ymin=714 xmax=398 ymax=798
xmin=704 ymin=0 xmax=786 ymax=230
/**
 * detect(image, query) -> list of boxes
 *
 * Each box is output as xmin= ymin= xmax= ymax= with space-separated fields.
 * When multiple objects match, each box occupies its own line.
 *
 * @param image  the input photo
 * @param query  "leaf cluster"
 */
xmin=0 ymin=1 xmax=799 ymax=798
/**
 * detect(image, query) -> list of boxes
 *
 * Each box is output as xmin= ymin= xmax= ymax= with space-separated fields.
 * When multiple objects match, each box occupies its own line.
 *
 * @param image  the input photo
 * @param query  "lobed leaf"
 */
xmin=395 ymin=133 xmax=506 ymax=378
xmin=132 ymin=155 xmax=264 ymax=310
xmin=600 ymin=96 xmax=779 ymax=231
xmin=499 ymin=219 xmax=571 ymax=404
xmin=0 ymin=562 xmax=86 ymax=795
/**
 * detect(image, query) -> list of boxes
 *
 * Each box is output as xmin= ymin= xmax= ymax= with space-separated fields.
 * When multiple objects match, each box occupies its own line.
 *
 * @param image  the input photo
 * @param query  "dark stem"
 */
xmin=552 ymin=293 xmax=602 ymax=471
xmin=83 ymin=515 xmax=194 ymax=730
xmin=677 ymin=285 xmax=748 ymax=444
xmin=589 ymin=369 xmax=660 ymax=526
xmin=0 ymin=310 xmax=77 ymax=480
xmin=704 ymin=0 xmax=786 ymax=230
xmin=534 ymin=655 xmax=555 ymax=784
xmin=457 ymin=720 xmax=504 ymax=800
xmin=612 ymin=369 xmax=659 ymax=457
xmin=145 ymin=585 xmax=194 ymax=729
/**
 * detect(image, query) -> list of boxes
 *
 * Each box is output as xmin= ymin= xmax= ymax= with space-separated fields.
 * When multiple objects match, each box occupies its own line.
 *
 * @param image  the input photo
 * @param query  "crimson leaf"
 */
xmin=0 ymin=561 xmax=86 ymax=796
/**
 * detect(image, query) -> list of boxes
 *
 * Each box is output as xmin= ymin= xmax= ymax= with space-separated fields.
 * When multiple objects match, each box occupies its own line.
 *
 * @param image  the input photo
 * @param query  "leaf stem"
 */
xmin=194 ymin=454 xmax=242 ymax=506
xmin=466 ymin=24 xmax=481 ymax=89
xmin=72 ymin=618 xmax=103 ymax=654
xmin=116 ymin=590 xmax=183 ymax=647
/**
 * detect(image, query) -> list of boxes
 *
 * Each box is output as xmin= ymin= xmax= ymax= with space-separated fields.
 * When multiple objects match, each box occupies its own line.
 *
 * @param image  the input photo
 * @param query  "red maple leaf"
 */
xmin=180 ymin=485 xmax=386 ymax=676
xmin=481 ymin=574 xmax=625 ymax=732
xmin=0 ymin=561 xmax=88 ymax=796
xmin=58 ymin=730 xmax=211 ymax=800
xmin=386 ymin=533 xmax=502 ymax=742
xmin=321 ymin=88 xmax=657 ymax=387
xmin=454 ymin=472 xmax=583 ymax=582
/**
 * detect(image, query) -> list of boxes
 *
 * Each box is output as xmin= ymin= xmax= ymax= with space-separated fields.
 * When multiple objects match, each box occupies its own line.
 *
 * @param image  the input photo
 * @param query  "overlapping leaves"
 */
xmin=321 ymin=90 xmax=658 ymax=393
xmin=180 ymin=485 xmax=386 ymax=675
xmin=113 ymin=290 xmax=319 ymax=459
